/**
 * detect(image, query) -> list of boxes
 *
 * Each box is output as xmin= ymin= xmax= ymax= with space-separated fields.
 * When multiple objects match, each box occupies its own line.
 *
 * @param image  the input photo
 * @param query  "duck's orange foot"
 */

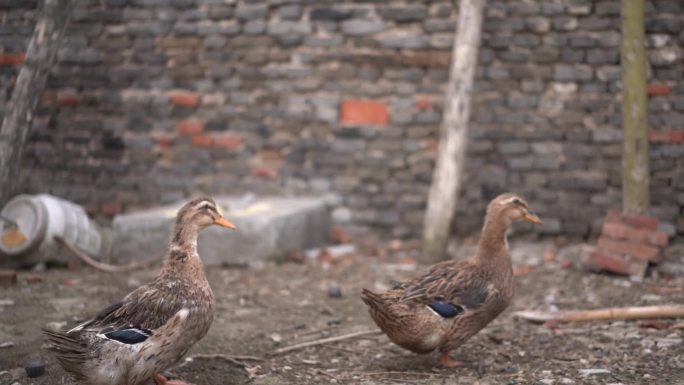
xmin=154 ymin=374 xmax=191 ymax=385
xmin=439 ymin=352 xmax=465 ymax=368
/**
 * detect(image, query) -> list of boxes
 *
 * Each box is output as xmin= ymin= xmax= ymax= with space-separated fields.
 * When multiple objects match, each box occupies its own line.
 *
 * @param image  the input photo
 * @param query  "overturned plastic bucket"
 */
xmin=0 ymin=194 xmax=105 ymax=267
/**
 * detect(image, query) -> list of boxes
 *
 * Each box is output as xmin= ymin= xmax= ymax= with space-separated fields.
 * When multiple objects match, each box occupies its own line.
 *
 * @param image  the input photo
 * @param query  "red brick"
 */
xmin=340 ymin=100 xmax=389 ymax=126
xmin=604 ymin=210 xmax=658 ymax=230
xmin=191 ymin=134 xmax=215 ymax=147
xmin=177 ymin=120 xmax=203 ymax=135
xmin=414 ymin=97 xmax=432 ymax=111
xmin=57 ymin=90 xmax=80 ymax=106
xmin=168 ymin=90 xmax=200 ymax=108
xmin=597 ymin=237 xmax=661 ymax=262
xmin=40 ymin=91 xmax=57 ymax=107
xmin=0 ymin=268 xmax=18 ymax=285
xmin=251 ymin=167 xmax=278 ymax=178
xmin=602 ymin=222 xmax=669 ymax=247
xmin=581 ymin=246 xmax=647 ymax=276
xmin=647 ymin=83 xmax=671 ymax=96
xmin=212 ymin=134 xmax=242 ymax=150
xmin=100 ymin=202 xmax=124 ymax=216
xmin=648 ymin=130 xmax=684 ymax=144
xmin=155 ymin=136 xmax=174 ymax=149
xmin=0 ymin=53 xmax=25 ymax=66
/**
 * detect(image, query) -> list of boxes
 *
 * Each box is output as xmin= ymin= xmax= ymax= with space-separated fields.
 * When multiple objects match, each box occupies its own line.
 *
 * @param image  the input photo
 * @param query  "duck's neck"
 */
xmin=164 ymin=223 xmax=202 ymax=268
xmin=475 ymin=212 xmax=511 ymax=265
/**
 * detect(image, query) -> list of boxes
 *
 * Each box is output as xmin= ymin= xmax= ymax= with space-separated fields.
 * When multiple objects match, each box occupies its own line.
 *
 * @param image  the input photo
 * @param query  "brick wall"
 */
xmin=1 ymin=0 xmax=682 ymax=239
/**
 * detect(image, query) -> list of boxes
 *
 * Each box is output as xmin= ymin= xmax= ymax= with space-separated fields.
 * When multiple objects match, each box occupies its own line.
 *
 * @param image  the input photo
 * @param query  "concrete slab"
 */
xmin=110 ymin=196 xmax=331 ymax=266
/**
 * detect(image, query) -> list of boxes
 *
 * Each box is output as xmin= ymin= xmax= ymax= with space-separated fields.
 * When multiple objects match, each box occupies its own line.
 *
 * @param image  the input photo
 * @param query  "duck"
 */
xmin=361 ymin=193 xmax=541 ymax=368
xmin=44 ymin=197 xmax=236 ymax=385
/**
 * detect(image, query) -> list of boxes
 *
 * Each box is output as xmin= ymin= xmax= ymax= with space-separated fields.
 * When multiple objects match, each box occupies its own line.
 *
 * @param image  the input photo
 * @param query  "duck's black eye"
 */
xmin=512 ymin=198 xmax=526 ymax=208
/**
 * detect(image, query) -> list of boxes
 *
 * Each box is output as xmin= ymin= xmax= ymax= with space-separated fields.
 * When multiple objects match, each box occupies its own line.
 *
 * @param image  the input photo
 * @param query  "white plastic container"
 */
xmin=0 ymin=194 xmax=104 ymax=267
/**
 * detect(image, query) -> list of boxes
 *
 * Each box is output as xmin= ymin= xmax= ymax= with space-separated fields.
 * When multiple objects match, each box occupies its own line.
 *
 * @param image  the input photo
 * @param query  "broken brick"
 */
xmin=100 ymin=202 xmax=124 ymax=216
xmin=604 ymin=210 xmax=659 ymax=231
xmin=596 ymin=237 xmax=661 ymax=263
xmin=0 ymin=268 xmax=18 ymax=286
xmin=601 ymin=222 xmax=669 ymax=247
xmin=580 ymin=246 xmax=647 ymax=276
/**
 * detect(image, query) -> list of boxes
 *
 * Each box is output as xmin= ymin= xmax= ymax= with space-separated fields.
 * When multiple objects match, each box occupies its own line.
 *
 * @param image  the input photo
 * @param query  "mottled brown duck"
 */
xmin=44 ymin=197 xmax=236 ymax=385
xmin=362 ymin=193 xmax=541 ymax=367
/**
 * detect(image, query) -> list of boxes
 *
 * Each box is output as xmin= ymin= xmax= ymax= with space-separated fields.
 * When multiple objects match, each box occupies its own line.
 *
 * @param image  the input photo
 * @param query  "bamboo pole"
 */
xmin=422 ymin=0 xmax=487 ymax=262
xmin=514 ymin=305 xmax=684 ymax=323
xmin=621 ymin=0 xmax=649 ymax=215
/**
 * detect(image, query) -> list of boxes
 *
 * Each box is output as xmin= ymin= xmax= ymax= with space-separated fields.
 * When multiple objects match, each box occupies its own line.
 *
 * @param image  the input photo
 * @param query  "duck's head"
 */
xmin=175 ymin=197 xmax=236 ymax=231
xmin=487 ymin=193 xmax=541 ymax=226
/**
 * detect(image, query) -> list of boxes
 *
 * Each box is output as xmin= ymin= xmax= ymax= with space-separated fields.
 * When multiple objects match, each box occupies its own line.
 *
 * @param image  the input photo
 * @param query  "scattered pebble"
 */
xmin=327 ymin=285 xmax=342 ymax=299
xmin=0 ymin=299 xmax=15 ymax=307
xmin=44 ymin=321 xmax=67 ymax=331
xmin=0 ymin=341 xmax=15 ymax=349
xmin=579 ymin=368 xmax=611 ymax=376
xmin=24 ymin=359 xmax=45 ymax=378
xmin=270 ymin=333 xmax=282 ymax=343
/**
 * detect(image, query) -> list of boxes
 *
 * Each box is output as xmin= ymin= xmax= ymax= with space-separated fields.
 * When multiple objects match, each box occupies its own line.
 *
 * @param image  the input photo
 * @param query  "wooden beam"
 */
xmin=422 ymin=0 xmax=487 ymax=262
xmin=0 ymin=0 xmax=73 ymax=205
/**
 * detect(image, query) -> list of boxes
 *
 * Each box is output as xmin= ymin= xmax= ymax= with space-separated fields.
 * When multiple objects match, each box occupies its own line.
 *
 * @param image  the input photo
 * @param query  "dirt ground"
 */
xmin=1 ymin=240 xmax=683 ymax=385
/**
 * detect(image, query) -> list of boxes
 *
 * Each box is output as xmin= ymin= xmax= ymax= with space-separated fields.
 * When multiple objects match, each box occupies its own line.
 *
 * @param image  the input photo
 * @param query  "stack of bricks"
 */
xmin=581 ymin=210 xmax=670 ymax=277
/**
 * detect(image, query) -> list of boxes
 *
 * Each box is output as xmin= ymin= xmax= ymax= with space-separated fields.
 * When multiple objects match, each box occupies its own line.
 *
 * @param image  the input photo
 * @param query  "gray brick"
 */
xmin=268 ymin=21 xmax=312 ymax=35
xmin=578 ymin=17 xmax=611 ymax=31
xmin=236 ymin=4 xmax=268 ymax=20
xmin=243 ymin=20 xmax=266 ymax=35
xmin=424 ymin=18 xmax=455 ymax=33
xmin=586 ymin=49 xmax=618 ymax=64
xmin=310 ymin=6 xmax=352 ymax=21
xmin=498 ymin=141 xmax=529 ymax=155
xmin=379 ymin=4 xmax=428 ymax=22
xmin=524 ymin=16 xmax=550 ymax=33
xmin=553 ymin=64 xmax=593 ymax=81
xmin=513 ymin=33 xmax=541 ymax=47
xmin=541 ymin=3 xmax=565 ymax=15
xmin=552 ymin=16 xmax=578 ymax=31
xmin=341 ymin=19 xmax=385 ymax=35
xmin=378 ymin=34 xmax=428 ymax=49
xmin=278 ymin=5 xmax=302 ymax=20
xmin=595 ymin=1 xmax=621 ymax=15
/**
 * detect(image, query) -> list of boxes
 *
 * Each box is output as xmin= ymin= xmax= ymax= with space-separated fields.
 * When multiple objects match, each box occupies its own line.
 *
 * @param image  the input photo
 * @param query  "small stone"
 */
xmin=0 ymin=341 xmax=15 ymax=349
xmin=270 ymin=333 xmax=282 ymax=343
xmin=25 ymin=360 xmax=45 ymax=378
xmin=328 ymin=285 xmax=342 ymax=298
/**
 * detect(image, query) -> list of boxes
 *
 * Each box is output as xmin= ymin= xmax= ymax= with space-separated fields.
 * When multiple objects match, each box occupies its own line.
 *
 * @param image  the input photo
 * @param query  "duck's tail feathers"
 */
xmin=361 ymin=288 xmax=385 ymax=308
xmin=42 ymin=328 xmax=88 ymax=380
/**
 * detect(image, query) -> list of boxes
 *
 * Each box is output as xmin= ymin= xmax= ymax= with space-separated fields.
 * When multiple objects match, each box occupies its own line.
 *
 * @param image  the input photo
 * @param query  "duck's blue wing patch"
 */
xmin=104 ymin=328 xmax=152 ymax=344
xmin=428 ymin=301 xmax=464 ymax=318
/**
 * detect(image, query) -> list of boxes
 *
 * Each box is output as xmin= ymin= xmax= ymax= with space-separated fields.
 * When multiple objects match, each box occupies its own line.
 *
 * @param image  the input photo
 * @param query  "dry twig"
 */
xmin=186 ymin=353 xmax=263 ymax=368
xmin=272 ymin=330 xmax=381 ymax=355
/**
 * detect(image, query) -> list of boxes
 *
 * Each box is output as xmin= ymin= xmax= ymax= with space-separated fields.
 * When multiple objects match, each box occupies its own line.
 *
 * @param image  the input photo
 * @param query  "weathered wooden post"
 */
xmin=422 ymin=0 xmax=487 ymax=262
xmin=621 ymin=0 xmax=649 ymax=215
xmin=0 ymin=0 xmax=73 ymax=205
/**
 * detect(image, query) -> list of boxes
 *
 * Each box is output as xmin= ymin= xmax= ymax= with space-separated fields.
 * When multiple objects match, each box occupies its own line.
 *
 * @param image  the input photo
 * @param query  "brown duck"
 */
xmin=362 ymin=193 xmax=541 ymax=367
xmin=44 ymin=197 xmax=236 ymax=385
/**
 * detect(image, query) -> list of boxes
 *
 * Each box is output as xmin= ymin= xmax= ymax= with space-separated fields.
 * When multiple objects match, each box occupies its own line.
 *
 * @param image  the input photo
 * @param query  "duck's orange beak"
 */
xmin=523 ymin=213 xmax=542 ymax=224
xmin=214 ymin=216 xmax=237 ymax=230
